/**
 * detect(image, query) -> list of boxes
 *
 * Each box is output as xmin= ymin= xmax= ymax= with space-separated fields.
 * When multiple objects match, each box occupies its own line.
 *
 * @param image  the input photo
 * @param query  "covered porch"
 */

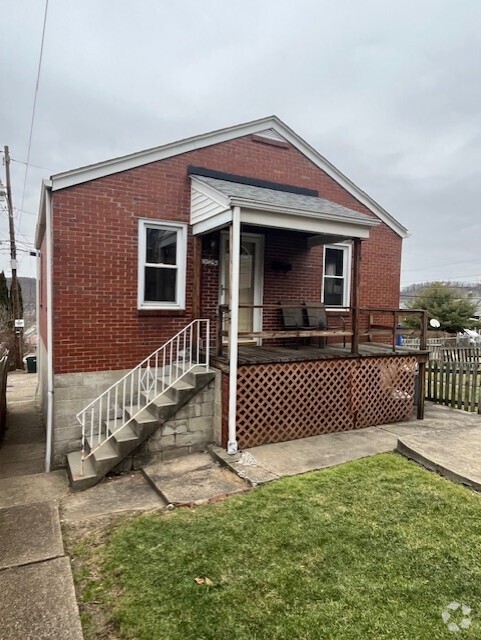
xmin=189 ymin=168 xmax=428 ymax=453
xmin=212 ymin=341 xmax=426 ymax=366
xmin=212 ymin=341 xmax=427 ymax=450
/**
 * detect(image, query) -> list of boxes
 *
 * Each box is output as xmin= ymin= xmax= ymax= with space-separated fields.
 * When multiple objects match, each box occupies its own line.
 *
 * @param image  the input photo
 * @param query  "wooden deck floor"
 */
xmin=212 ymin=342 xmax=427 ymax=367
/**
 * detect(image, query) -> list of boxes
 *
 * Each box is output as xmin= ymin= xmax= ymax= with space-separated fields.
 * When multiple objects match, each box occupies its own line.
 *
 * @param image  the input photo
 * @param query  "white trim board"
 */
xmin=219 ymin=231 xmax=264 ymax=339
xmin=192 ymin=206 xmax=374 ymax=240
xmin=137 ymin=219 xmax=187 ymax=310
xmin=321 ymin=243 xmax=352 ymax=308
xmin=45 ymin=116 xmax=408 ymax=239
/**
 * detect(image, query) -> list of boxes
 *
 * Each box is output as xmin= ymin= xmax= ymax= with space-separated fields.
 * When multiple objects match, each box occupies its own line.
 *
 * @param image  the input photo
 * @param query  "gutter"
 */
xmin=227 ymin=206 xmax=241 ymax=454
xmin=45 ymin=186 xmax=54 ymax=472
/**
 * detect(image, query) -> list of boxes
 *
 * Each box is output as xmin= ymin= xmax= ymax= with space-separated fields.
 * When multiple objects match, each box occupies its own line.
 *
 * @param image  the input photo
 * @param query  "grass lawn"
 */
xmin=73 ymin=454 xmax=481 ymax=639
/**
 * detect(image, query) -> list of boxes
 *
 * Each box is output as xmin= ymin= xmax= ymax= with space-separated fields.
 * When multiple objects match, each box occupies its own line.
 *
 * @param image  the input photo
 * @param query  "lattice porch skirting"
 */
xmin=222 ymin=356 xmax=418 ymax=449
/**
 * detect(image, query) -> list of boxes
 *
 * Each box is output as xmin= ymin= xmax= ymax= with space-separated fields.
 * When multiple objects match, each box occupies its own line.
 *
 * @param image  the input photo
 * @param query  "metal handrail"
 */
xmin=76 ymin=319 xmax=210 ymax=475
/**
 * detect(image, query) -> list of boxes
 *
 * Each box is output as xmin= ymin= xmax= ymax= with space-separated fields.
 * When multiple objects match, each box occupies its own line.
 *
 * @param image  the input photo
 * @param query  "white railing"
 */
xmin=76 ymin=319 xmax=210 ymax=474
xmin=402 ymin=336 xmax=471 ymax=349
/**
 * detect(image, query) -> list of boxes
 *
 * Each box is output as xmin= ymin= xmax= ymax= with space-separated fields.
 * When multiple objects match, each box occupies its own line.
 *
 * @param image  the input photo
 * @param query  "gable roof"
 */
xmin=47 ymin=115 xmax=408 ymax=238
xmin=192 ymin=174 xmax=378 ymax=228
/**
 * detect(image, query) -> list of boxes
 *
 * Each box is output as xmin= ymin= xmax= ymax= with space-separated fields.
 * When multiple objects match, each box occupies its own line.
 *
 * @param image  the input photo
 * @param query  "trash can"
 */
xmin=396 ymin=323 xmax=403 ymax=346
xmin=25 ymin=355 xmax=37 ymax=374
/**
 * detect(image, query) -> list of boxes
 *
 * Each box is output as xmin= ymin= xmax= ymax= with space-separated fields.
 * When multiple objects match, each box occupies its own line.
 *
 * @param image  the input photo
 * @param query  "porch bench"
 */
xmin=278 ymin=303 xmax=349 ymax=348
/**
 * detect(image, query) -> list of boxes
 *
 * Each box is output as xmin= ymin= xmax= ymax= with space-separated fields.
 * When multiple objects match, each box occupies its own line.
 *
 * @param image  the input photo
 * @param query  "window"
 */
xmin=138 ymin=220 xmax=186 ymax=309
xmin=322 ymin=244 xmax=351 ymax=307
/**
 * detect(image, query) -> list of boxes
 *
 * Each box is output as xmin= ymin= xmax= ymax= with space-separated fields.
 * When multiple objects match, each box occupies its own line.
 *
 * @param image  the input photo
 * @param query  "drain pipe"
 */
xmin=44 ymin=185 xmax=54 ymax=473
xmin=35 ymin=248 xmax=41 ymax=401
xmin=227 ymin=207 xmax=240 ymax=454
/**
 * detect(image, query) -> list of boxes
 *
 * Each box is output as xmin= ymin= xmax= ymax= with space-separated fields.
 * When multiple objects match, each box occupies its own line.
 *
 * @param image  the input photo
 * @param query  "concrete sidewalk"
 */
xmin=0 ymin=370 xmax=46 ymax=477
xmin=397 ymin=404 xmax=481 ymax=491
xmin=212 ymin=402 xmax=481 ymax=486
xmin=0 ymin=370 xmax=82 ymax=640
xmin=0 ymin=371 xmax=170 ymax=639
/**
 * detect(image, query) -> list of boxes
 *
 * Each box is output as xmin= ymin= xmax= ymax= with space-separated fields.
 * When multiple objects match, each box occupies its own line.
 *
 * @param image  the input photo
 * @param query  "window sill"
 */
xmin=137 ymin=309 xmax=186 ymax=318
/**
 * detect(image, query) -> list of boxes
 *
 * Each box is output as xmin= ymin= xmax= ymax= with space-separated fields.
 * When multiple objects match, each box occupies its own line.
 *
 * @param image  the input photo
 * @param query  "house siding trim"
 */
xmin=137 ymin=219 xmax=187 ymax=310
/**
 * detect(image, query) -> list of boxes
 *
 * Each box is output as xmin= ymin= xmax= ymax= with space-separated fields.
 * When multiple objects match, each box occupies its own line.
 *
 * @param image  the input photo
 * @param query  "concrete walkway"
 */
xmin=0 ymin=370 xmax=46 ymax=477
xmin=0 ymin=371 xmax=82 ymax=640
xmin=397 ymin=403 xmax=481 ymax=491
xmin=142 ymin=452 xmax=248 ymax=506
xmin=212 ymin=402 xmax=481 ymax=487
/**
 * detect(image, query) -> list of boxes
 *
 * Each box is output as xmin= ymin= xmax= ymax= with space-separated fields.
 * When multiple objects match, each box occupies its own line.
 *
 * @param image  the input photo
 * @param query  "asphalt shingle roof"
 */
xmin=194 ymin=175 xmax=377 ymax=225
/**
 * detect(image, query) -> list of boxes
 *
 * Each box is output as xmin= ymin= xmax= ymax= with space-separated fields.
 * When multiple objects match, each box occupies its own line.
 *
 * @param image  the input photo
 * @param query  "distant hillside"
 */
xmin=401 ymin=281 xmax=481 ymax=316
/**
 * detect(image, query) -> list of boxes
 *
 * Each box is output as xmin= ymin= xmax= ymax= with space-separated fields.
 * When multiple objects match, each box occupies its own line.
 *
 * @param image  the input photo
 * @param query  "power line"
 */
xmin=401 ymin=274 xmax=481 ymax=287
xmin=13 ymin=207 xmax=37 ymax=217
xmin=403 ymin=258 xmax=481 ymax=272
xmin=12 ymin=158 xmax=54 ymax=172
xmin=0 ymin=237 xmax=34 ymax=247
xmin=16 ymin=231 xmax=35 ymax=241
xmin=18 ymin=0 xmax=49 ymax=233
xmin=0 ymin=247 xmax=30 ymax=253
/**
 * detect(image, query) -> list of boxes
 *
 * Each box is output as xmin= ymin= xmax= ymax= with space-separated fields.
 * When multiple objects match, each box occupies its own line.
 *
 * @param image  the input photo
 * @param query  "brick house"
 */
xmin=35 ymin=116 xmax=427 ymax=488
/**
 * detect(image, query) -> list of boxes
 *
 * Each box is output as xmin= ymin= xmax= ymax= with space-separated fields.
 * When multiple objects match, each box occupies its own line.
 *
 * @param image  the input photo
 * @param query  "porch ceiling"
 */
xmin=190 ymin=175 xmax=379 ymax=240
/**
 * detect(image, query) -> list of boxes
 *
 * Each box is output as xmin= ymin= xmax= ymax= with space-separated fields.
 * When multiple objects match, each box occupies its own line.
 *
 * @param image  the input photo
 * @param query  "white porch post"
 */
xmin=227 ymin=206 xmax=241 ymax=454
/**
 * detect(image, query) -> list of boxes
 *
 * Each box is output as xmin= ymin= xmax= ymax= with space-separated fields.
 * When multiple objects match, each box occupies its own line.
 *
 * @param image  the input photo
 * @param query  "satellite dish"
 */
xmin=430 ymin=318 xmax=441 ymax=328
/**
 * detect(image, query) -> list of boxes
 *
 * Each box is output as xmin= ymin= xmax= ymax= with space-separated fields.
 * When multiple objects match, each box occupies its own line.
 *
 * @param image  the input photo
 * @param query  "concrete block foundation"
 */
xmin=51 ymin=369 xmax=219 ymax=469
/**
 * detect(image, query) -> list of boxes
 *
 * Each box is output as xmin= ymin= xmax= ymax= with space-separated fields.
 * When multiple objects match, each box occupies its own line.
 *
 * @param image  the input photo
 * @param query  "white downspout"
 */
xmin=35 ymin=248 xmax=41 ymax=399
xmin=227 ymin=206 xmax=241 ymax=454
xmin=45 ymin=187 xmax=54 ymax=472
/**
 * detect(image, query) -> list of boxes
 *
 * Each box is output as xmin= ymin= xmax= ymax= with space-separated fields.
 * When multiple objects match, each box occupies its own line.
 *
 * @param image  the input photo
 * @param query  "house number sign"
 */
xmin=202 ymin=258 xmax=219 ymax=267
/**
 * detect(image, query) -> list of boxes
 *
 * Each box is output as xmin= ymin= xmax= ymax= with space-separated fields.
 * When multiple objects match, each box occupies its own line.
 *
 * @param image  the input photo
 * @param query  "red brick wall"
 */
xmin=51 ymin=134 xmax=402 ymax=374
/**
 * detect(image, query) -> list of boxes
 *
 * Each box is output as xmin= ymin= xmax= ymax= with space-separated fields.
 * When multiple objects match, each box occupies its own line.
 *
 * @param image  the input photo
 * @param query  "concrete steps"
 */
xmin=67 ymin=367 xmax=215 ymax=491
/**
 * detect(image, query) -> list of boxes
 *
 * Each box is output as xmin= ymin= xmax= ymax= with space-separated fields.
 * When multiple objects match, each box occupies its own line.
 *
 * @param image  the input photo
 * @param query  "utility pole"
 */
xmin=3 ymin=146 xmax=23 ymax=369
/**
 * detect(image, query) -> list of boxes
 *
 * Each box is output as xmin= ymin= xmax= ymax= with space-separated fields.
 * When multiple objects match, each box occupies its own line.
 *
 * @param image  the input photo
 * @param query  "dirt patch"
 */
xmin=63 ymin=511 xmax=154 ymax=640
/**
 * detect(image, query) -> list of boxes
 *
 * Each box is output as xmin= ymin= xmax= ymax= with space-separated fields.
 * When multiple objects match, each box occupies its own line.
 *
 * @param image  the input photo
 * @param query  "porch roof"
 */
xmin=191 ymin=175 xmax=379 ymax=241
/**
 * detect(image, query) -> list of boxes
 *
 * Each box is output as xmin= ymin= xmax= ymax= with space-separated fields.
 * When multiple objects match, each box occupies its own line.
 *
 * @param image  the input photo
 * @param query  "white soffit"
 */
xmin=49 ymin=115 xmax=408 ymax=238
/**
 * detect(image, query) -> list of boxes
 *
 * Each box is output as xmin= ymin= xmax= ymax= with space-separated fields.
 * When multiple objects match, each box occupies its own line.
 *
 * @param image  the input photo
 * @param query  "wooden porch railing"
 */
xmin=216 ymin=304 xmax=428 ymax=356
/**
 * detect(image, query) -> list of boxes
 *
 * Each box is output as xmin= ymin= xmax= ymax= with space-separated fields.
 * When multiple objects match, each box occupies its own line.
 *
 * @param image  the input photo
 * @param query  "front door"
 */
xmin=219 ymin=232 xmax=264 ymax=341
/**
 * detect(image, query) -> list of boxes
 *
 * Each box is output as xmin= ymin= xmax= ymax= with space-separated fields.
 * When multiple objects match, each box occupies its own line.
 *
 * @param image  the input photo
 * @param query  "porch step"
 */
xmin=158 ymin=378 xmax=196 ymax=404
xmin=106 ymin=419 xmax=138 ymax=443
xmin=140 ymin=395 xmax=180 ymax=421
xmin=67 ymin=364 xmax=215 ymax=491
xmin=124 ymin=406 xmax=160 ymax=437
xmin=66 ymin=451 xmax=101 ymax=492
xmin=85 ymin=437 xmax=119 ymax=475
xmin=172 ymin=365 xmax=215 ymax=387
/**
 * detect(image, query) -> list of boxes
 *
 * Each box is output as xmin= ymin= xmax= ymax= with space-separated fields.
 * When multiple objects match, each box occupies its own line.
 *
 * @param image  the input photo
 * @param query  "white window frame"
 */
xmin=137 ymin=219 xmax=187 ymax=310
xmin=322 ymin=243 xmax=352 ymax=309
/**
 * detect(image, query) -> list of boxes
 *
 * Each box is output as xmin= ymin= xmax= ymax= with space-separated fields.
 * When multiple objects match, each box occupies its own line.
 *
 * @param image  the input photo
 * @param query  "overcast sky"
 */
xmin=1 ymin=0 xmax=481 ymax=288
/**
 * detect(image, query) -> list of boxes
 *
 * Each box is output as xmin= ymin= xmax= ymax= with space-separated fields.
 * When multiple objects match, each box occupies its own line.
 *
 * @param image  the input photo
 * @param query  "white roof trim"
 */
xmin=191 ymin=206 xmax=373 ymax=240
xmin=48 ymin=115 xmax=408 ymax=238
xmin=35 ymin=179 xmax=52 ymax=248
xmin=231 ymin=198 xmax=379 ymax=227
